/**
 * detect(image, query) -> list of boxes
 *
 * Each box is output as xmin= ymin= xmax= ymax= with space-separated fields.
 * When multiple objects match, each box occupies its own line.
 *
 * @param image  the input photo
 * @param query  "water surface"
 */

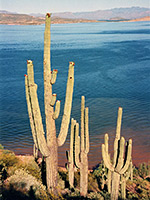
xmin=0 ymin=21 xmax=150 ymax=168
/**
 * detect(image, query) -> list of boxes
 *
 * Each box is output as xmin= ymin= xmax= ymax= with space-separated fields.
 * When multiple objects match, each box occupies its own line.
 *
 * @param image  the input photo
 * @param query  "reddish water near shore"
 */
xmin=14 ymin=131 xmax=150 ymax=169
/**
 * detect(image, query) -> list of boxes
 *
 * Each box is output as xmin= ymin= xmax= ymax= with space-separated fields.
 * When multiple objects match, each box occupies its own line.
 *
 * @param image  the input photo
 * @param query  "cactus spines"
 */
xmin=25 ymin=14 xmax=75 ymax=192
xmin=101 ymin=107 xmax=132 ymax=200
xmin=74 ymin=96 xmax=89 ymax=197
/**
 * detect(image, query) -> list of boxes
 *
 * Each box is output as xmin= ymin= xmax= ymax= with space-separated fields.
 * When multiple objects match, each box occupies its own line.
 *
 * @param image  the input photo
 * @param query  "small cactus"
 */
xmin=102 ymin=107 xmax=132 ymax=200
xmin=74 ymin=96 xmax=89 ymax=197
xmin=66 ymin=118 xmax=76 ymax=188
xmin=66 ymin=96 xmax=89 ymax=197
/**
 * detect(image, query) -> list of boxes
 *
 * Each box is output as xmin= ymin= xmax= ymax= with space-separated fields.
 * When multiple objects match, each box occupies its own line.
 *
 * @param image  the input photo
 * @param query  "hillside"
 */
xmin=52 ymin=7 xmax=150 ymax=20
xmin=0 ymin=7 xmax=150 ymax=25
xmin=0 ymin=13 xmax=98 ymax=25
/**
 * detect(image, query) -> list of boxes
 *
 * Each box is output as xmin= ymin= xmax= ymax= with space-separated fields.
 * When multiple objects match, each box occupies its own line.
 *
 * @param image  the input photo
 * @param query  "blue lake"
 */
xmin=0 ymin=21 xmax=150 ymax=167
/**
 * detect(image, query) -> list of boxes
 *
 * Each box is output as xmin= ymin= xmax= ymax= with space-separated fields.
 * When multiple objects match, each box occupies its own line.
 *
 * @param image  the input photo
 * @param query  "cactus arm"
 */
xmin=120 ymin=139 xmax=132 ymax=174
xmin=81 ymin=96 xmax=85 ymax=151
xmin=105 ymin=134 xmax=109 ymax=155
xmin=85 ymin=107 xmax=89 ymax=153
xmin=121 ymin=175 xmax=126 ymax=200
xmin=116 ymin=137 xmax=125 ymax=172
xmin=74 ymin=122 xmax=81 ymax=168
xmin=116 ymin=107 xmax=122 ymax=140
xmin=70 ymin=118 xmax=75 ymax=163
xmin=113 ymin=138 xmax=118 ymax=167
xmin=53 ymin=100 xmax=60 ymax=120
xmin=50 ymin=69 xmax=58 ymax=85
xmin=50 ymin=94 xmax=57 ymax=106
xmin=102 ymin=144 xmax=114 ymax=171
xmin=107 ymin=169 xmax=112 ymax=193
xmin=130 ymin=160 xmax=133 ymax=181
xmin=44 ymin=13 xmax=51 ymax=74
xmin=113 ymin=107 xmax=123 ymax=167
xmin=27 ymin=61 xmax=50 ymax=157
xmin=25 ymin=74 xmax=38 ymax=149
xmin=68 ymin=118 xmax=76 ymax=188
xmin=57 ymin=62 xmax=75 ymax=146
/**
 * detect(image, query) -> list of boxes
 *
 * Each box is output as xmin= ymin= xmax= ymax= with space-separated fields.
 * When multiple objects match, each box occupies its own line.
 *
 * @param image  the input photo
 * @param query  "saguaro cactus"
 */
xmin=25 ymin=13 xmax=75 ymax=192
xmin=102 ymin=107 xmax=132 ymax=200
xmin=75 ymin=96 xmax=89 ymax=197
xmin=66 ymin=118 xmax=76 ymax=188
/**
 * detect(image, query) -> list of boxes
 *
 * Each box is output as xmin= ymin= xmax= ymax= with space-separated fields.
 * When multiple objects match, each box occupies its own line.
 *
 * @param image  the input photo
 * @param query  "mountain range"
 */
xmin=1 ymin=7 xmax=150 ymax=20
xmin=32 ymin=7 xmax=150 ymax=20
xmin=0 ymin=7 xmax=150 ymax=25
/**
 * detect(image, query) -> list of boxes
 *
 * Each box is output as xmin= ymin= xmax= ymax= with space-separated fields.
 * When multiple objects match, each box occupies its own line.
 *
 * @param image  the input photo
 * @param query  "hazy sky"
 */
xmin=1 ymin=0 xmax=150 ymax=14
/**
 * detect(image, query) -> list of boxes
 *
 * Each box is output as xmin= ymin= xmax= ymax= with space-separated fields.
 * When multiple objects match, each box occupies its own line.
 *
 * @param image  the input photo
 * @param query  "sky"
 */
xmin=0 ymin=0 xmax=150 ymax=14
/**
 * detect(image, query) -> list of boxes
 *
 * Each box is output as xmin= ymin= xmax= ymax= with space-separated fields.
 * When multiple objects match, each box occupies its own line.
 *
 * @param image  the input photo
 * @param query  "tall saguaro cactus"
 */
xmin=75 ymin=96 xmax=89 ymax=197
xmin=25 ymin=13 xmax=75 ymax=192
xmin=102 ymin=107 xmax=132 ymax=200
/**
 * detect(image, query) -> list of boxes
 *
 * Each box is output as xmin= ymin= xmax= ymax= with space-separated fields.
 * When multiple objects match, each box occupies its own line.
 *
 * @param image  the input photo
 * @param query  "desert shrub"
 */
xmin=93 ymin=162 xmax=107 ymax=190
xmin=87 ymin=192 xmax=104 ymax=200
xmin=74 ymin=170 xmax=80 ymax=188
xmin=3 ymin=169 xmax=48 ymax=200
xmin=0 ymin=150 xmax=19 ymax=167
xmin=138 ymin=162 xmax=150 ymax=179
xmin=58 ymin=173 xmax=65 ymax=190
xmin=0 ymin=160 xmax=7 ymax=182
xmin=58 ymin=170 xmax=69 ymax=188
xmin=0 ymin=144 xmax=4 ymax=150
xmin=7 ymin=156 xmax=41 ymax=181
xmin=88 ymin=173 xmax=99 ymax=193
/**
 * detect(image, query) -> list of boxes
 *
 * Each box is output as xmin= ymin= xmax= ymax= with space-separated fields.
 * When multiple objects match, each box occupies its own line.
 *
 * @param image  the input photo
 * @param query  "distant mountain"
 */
xmin=52 ymin=7 xmax=150 ymax=20
xmin=1 ymin=7 xmax=149 ymax=20
xmin=0 ymin=7 xmax=150 ymax=25
xmin=0 ymin=13 xmax=98 ymax=25
xmin=0 ymin=10 xmax=18 ymax=14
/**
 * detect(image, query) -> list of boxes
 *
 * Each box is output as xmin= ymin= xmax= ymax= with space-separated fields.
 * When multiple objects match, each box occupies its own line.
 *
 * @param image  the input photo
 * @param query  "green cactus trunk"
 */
xmin=121 ymin=175 xmax=126 ymax=200
xmin=80 ymin=151 xmax=88 ymax=196
xmin=25 ymin=14 xmax=75 ymax=193
xmin=111 ymin=172 xmax=120 ymax=200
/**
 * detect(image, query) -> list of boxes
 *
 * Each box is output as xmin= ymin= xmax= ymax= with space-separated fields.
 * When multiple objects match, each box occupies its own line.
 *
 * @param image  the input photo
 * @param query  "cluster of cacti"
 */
xmin=25 ymin=13 xmax=75 ymax=192
xmin=102 ymin=107 xmax=132 ymax=200
xmin=66 ymin=96 xmax=89 ymax=197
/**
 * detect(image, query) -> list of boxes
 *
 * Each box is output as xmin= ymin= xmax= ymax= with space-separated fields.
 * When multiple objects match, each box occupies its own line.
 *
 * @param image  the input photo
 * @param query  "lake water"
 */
xmin=0 ymin=21 xmax=150 ymax=168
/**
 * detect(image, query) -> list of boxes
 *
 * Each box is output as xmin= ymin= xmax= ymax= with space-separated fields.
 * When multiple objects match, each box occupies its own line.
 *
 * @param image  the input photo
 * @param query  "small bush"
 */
xmin=87 ymin=192 xmax=104 ymax=200
xmin=0 ymin=144 xmax=4 ymax=150
xmin=88 ymin=173 xmax=100 ymax=193
xmin=3 ymin=169 xmax=48 ymax=200
xmin=138 ymin=162 xmax=150 ymax=179
xmin=0 ymin=150 xmax=19 ymax=167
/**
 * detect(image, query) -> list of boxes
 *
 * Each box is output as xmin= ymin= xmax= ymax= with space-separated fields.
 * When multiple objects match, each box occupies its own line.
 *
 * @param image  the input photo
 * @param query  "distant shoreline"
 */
xmin=0 ymin=13 xmax=149 ymax=25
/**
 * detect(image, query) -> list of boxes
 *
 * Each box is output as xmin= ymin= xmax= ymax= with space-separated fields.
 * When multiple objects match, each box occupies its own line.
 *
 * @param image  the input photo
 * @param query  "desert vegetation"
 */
xmin=0 ymin=145 xmax=150 ymax=199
